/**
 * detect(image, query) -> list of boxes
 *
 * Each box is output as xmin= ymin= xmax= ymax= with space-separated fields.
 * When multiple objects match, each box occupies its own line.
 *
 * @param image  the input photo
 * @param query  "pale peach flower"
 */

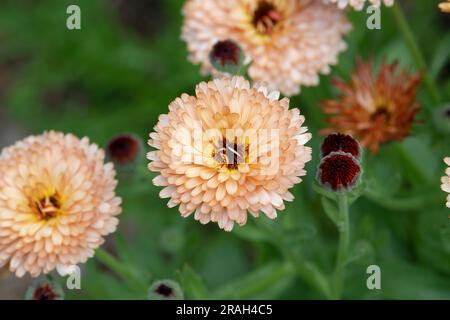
xmin=440 ymin=0 xmax=450 ymax=13
xmin=181 ymin=0 xmax=351 ymax=96
xmin=441 ymin=157 xmax=450 ymax=209
xmin=148 ymin=76 xmax=312 ymax=231
xmin=324 ymin=0 xmax=394 ymax=10
xmin=0 ymin=131 xmax=121 ymax=277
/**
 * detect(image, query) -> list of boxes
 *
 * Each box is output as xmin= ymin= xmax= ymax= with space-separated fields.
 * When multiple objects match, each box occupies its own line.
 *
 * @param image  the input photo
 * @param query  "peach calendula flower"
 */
xmin=0 ymin=131 xmax=121 ymax=277
xmin=181 ymin=0 xmax=351 ymax=96
xmin=321 ymin=58 xmax=422 ymax=153
xmin=440 ymin=1 xmax=450 ymax=13
xmin=148 ymin=76 xmax=312 ymax=231
xmin=442 ymin=158 xmax=450 ymax=209
xmin=324 ymin=0 xmax=394 ymax=10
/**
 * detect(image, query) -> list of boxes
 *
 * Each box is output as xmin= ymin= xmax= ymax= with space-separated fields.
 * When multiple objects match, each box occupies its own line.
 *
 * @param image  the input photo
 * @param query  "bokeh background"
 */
xmin=0 ymin=0 xmax=449 ymax=299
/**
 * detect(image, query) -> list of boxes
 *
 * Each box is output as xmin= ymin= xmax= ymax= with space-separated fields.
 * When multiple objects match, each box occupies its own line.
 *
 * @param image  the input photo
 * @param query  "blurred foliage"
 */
xmin=0 ymin=0 xmax=449 ymax=299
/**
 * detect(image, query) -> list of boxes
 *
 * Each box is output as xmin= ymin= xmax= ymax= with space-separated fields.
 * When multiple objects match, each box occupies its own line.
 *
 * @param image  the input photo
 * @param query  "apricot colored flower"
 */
xmin=442 ymin=158 xmax=450 ymax=209
xmin=321 ymin=59 xmax=421 ymax=153
xmin=0 ymin=131 xmax=121 ymax=277
xmin=440 ymin=1 xmax=450 ymax=13
xmin=324 ymin=0 xmax=394 ymax=10
xmin=181 ymin=0 xmax=351 ymax=96
xmin=148 ymin=76 xmax=312 ymax=231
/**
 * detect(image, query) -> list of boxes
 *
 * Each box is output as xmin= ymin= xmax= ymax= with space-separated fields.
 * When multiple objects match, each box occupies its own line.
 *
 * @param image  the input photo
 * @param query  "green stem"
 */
xmin=95 ymin=248 xmax=144 ymax=290
xmin=334 ymin=194 xmax=349 ymax=300
xmin=391 ymin=3 xmax=440 ymax=107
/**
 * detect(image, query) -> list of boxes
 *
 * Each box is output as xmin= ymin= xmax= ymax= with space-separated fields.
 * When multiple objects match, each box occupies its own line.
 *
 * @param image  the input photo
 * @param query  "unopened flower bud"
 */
xmin=209 ymin=39 xmax=245 ymax=75
xmin=317 ymin=151 xmax=362 ymax=192
xmin=25 ymin=277 xmax=64 ymax=300
xmin=148 ymin=279 xmax=184 ymax=300
xmin=106 ymin=133 xmax=143 ymax=167
xmin=321 ymin=133 xmax=362 ymax=159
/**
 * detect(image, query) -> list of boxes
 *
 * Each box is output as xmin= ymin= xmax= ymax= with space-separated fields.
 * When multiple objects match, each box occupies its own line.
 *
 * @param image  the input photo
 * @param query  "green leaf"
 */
xmin=178 ymin=265 xmax=210 ymax=300
xmin=212 ymin=262 xmax=294 ymax=299
xmin=346 ymin=240 xmax=375 ymax=265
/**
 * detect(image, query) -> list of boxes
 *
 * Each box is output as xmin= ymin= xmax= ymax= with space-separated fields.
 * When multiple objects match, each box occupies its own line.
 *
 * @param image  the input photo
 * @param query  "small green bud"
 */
xmin=148 ymin=279 xmax=184 ymax=300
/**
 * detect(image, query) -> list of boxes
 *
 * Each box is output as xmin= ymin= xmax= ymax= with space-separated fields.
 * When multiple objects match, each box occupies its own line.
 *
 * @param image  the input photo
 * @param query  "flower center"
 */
xmin=252 ymin=1 xmax=283 ymax=35
xmin=34 ymin=192 xmax=62 ymax=221
xmin=371 ymin=106 xmax=391 ymax=121
xmin=212 ymin=137 xmax=248 ymax=170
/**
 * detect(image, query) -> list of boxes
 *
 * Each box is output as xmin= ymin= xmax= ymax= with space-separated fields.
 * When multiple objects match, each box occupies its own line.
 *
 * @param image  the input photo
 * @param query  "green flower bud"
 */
xmin=148 ymin=279 xmax=184 ymax=300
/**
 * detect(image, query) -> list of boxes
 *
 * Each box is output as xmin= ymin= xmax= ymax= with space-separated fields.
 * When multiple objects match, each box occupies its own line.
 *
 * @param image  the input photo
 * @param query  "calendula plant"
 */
xmin=0 ymin=0 xmax=449 ymax=300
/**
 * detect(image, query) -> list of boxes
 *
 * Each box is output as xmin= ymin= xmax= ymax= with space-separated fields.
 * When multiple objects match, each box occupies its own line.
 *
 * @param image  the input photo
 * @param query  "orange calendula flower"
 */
xmin=148 ymin=76 xmax=312 ymax=231
xmin=0 ymin=131 xmax=121 ymax=277
xmin=439 ymin=0 xmax=450 ymax=13
xmin=442 ymin=158 xmax=450 ymax=209
xmin=321 ymin=58 xmax=422 ymax=153
xmin=181 ymin=0 xmax=351 ymax=96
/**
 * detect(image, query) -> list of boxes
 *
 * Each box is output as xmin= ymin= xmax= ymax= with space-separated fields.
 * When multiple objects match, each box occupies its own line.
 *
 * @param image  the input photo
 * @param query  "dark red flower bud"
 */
xmin=321 ymin=133 xmax=361 ymax=159
xmin=25 ymin=278 xmax=64 ymax=300
xmin=317 ymin=151 xmax=361 ymax=192
xmin=106 ymin=133 xmax=142 ymax=166
xmin=209 ymin=40 xmax=244 ymax=74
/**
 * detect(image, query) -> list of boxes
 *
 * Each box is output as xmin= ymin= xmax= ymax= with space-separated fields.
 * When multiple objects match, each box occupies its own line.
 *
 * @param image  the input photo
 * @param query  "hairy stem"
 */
xmin=334 ymin=193 xmax=349 ymax=299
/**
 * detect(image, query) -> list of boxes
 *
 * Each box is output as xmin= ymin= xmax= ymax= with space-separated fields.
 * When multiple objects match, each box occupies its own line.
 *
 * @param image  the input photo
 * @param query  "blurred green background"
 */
xmin=0 ymin=0 xmax=449 ymax=299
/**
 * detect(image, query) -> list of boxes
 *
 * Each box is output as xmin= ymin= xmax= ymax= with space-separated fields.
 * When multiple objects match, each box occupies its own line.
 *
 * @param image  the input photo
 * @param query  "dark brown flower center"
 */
xmin=34 ymin=192 xmax=62 ymax=221
xmin=371 ymin=107 xmax=391 ymax=121
xmin=33 ymin=284 xmax=59 ymax=300
xmin=213 ymin=138 xmax=248 ymax=170
xmin=252 ymin=1 xmax=283 ymax=35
